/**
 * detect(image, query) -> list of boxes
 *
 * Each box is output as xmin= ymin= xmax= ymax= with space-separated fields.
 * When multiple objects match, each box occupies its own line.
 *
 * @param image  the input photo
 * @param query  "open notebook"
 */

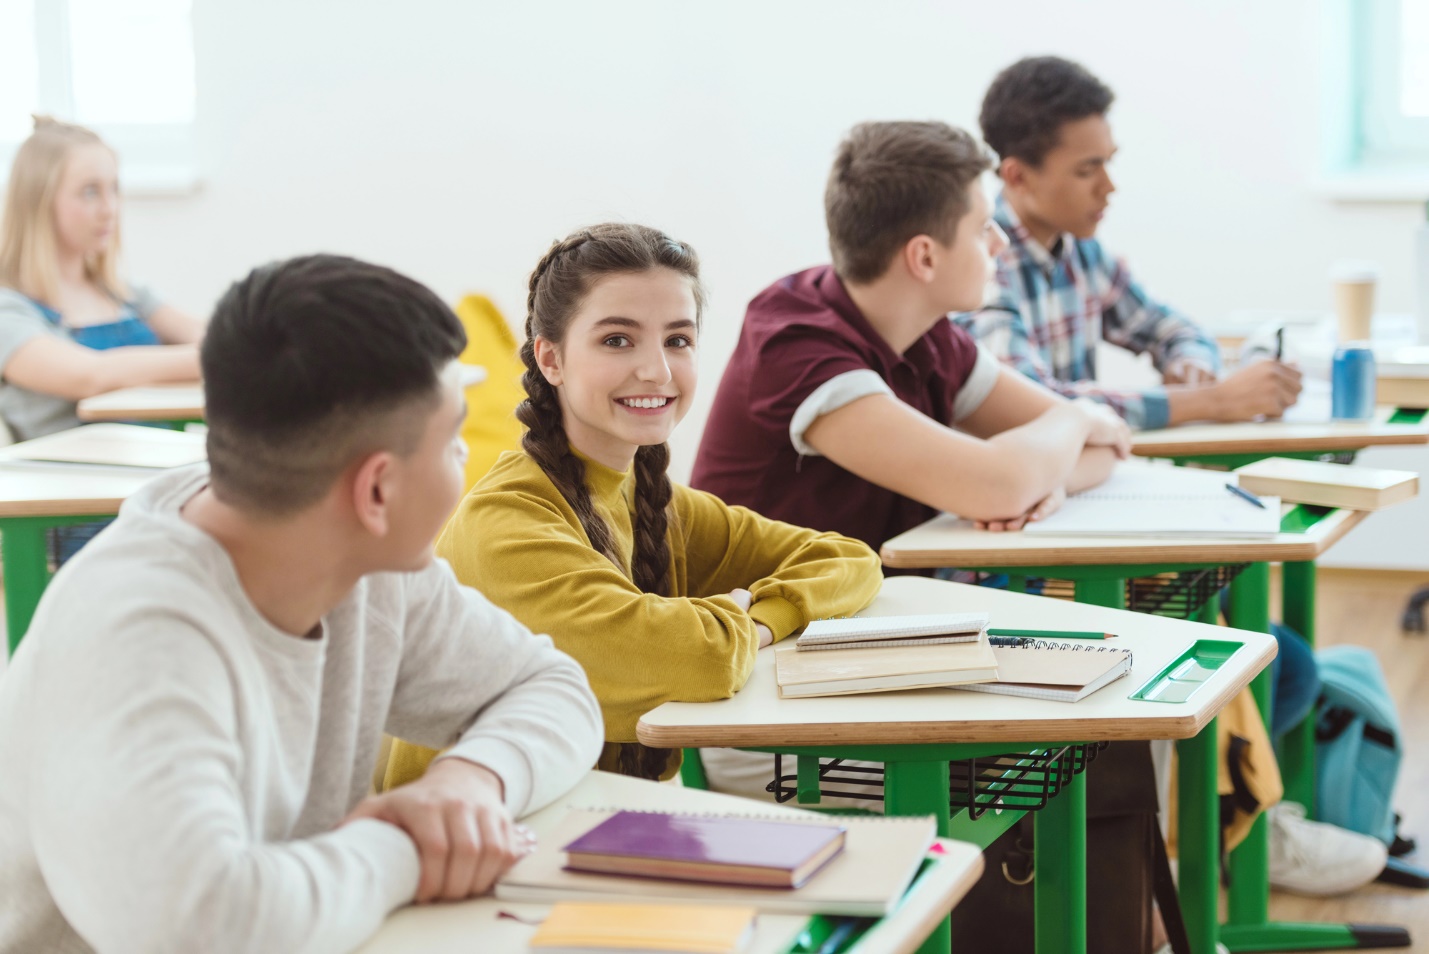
xmin=950 ymin=639 xmax=1133 ymax=702
xmin=1023 ymin=462 xmax=1281 ymax=537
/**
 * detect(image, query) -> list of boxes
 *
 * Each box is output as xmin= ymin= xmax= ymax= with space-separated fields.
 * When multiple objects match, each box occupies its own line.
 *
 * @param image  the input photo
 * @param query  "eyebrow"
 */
xmin=592 ymin=316 xmax=697 ymax=331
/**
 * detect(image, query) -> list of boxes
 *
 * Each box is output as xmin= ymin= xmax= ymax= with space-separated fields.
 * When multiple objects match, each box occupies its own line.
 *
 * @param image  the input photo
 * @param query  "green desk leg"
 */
xmin=1226 ymin=562 xmax=1272 ymax=930
xmin=884 ymin=760 xmax=952 ymax=954
xmin=1279 ymin=560 xmax=1317 ymax=813
xmin=1219 ymin=562 xmax=1407 ymax=950
xmin=1034 ymin=768 xmax=1087 ymax=954
xmin=1179 ymin=717 xmax=1220 ymax=954
xmin=2 ymin=517 xmax=54 ymax=655
xmin=679 ymin=748 xmax=710 ymax=789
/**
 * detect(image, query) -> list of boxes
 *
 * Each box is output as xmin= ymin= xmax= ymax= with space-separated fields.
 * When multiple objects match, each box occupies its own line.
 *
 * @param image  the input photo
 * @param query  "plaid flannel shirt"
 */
xmin=953 ymin=194 xmax=1219 ymax=430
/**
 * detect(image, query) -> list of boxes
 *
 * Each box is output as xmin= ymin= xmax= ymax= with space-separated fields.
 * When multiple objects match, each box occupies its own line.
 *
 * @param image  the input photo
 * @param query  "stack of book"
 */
xmin=775 ymin=613 xmax=1134 ymax=702
xmin=775 ymin=613 xmax=996 ymax=698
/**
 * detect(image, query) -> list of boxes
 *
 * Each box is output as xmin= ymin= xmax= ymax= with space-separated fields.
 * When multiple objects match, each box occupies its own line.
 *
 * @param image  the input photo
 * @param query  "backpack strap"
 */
xmin=1153 ymin=824 xmax=1192 ymax=954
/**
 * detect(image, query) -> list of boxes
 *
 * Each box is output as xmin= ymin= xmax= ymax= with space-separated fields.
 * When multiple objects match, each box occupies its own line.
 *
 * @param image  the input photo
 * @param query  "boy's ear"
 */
xmin=999 ymin=156 xmax=1031 ymax=191
xmin=350 ymin=450 xmax=394 ymax=539
xmin=901 ymin=235 xmax=939 ymax=285
xmin=532 ymin=336 xmax=563 ymax=387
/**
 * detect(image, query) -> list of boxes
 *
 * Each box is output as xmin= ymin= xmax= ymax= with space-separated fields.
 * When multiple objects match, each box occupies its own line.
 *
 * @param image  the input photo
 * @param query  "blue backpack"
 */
xmin=1313 ymin=646 xmax=1400 ymax=845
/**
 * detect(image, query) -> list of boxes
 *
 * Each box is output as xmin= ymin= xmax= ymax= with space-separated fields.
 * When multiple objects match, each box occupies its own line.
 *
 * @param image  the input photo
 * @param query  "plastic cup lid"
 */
xmin=1329 ymin=260 xmax=1380 ymax=282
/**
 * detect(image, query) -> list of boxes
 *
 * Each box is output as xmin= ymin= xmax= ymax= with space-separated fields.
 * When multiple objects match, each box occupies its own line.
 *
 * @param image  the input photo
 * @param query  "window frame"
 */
xmin=0 ymin=0 xmax=198 ymax=196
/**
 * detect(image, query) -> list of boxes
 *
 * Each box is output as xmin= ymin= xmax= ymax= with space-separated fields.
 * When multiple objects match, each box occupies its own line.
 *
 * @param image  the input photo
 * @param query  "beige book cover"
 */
xmin=1235 ymin=457 xmax=1417 ymax=511
xmin=774 ymin=635 xmax=998 ymax=698
xmin=497 ymin=808 xmax=936 ymax=917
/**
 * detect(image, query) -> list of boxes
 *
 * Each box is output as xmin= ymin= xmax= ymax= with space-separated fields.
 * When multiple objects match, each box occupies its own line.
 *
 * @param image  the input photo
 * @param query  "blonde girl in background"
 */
xmin=0 ymin=116 xmax=201 ymax=443
xmin=386 ymin=222 xmax=881 ymax=788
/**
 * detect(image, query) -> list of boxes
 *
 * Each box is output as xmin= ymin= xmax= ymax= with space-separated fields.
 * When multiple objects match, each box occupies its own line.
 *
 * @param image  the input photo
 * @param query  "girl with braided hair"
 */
xmin=387 ymin=222 xmax=880 ymax=785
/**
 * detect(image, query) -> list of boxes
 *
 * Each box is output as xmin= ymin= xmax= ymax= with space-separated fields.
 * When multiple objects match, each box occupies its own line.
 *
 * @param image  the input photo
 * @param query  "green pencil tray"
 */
xmin=1129 ymin=639 xmax=1242 ymax=704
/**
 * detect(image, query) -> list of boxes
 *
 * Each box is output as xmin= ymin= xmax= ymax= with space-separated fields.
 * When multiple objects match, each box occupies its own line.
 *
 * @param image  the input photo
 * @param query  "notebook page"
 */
xmin=1023 ymin=463 xmax=1281 ymax=536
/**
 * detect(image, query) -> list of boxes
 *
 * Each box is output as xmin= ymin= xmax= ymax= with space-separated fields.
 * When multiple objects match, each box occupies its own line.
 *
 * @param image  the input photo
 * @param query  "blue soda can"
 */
xmin=1331 ymin=344 xmax=1377 ymax=420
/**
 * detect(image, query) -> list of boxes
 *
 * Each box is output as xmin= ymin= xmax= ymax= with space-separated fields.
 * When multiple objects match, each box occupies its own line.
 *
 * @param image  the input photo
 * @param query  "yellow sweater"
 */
xmin=386 ymin=449 xmax=881 ymax=785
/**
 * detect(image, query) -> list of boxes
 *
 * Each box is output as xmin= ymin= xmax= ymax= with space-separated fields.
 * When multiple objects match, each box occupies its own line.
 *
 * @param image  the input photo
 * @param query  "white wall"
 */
xmin=119 ymin=0 xmax=1428 ymax=483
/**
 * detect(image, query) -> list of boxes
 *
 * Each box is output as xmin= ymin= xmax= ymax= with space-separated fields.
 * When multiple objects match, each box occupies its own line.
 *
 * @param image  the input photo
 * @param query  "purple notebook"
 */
xmin=562 ymin=811 xmax=848 ymax=888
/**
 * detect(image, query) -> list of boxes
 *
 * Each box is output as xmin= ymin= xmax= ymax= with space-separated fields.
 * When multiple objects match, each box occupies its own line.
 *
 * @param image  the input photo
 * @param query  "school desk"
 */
xmin=357 ymin=769 xmax=984 ymax=954
xmin=879 ymin=509 xmax=1410 ymax=952
xmin=0 ymin=424 xmax=203 ymax=653
xmin=639 ymin=576 xmax=1277 ymax=954
xmin=1130 ymin=407 xmax=1429 ymax=469
xmin=76 ymin=384 xmax=205 ymax=423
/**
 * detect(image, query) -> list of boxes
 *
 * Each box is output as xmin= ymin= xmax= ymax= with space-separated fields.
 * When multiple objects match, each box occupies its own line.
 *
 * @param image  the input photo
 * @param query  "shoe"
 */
xmin=1268 ymin=802 xmax=1388 ymax=896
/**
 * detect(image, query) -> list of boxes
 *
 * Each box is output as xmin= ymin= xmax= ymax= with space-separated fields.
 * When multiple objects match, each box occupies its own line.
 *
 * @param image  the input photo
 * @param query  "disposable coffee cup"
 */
xmin=1330 ymin=260 xmax=1378 ymax=343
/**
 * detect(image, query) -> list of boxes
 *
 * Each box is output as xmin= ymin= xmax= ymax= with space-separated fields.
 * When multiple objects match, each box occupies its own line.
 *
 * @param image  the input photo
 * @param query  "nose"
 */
xmin=1100 ymin=169 xmax=1116 ymax=198
xmin=635 ymin=342 xmax=672 ymax=385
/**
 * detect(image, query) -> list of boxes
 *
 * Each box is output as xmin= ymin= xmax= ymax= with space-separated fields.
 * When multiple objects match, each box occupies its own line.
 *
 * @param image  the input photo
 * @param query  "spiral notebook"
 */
xmin=795 ymin=612 xmax=989 ymax=651
xmin=497 ymin=808 xmax=936 ymax=916
xmin=1022 ymin=463 xmax=1281 ymax=537
xmin=950 ymin=639 xmax=1133 ymax=703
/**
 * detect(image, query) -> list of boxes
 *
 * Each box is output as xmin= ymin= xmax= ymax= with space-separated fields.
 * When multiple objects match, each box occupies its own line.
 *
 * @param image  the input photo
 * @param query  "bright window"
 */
xmin=0 ymin=0 xmax=197 ymax=191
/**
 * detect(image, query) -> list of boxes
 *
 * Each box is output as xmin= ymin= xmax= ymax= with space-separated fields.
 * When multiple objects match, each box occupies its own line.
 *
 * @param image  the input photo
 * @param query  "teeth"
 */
xmin=620 ymin=397 xmax=670 ymax=409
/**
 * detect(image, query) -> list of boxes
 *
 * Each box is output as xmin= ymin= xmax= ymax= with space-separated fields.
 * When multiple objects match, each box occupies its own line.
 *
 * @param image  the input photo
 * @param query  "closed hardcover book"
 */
xmin=498 ymin=809 xmax=936 ymax=917
xmin=1234 ymin=457 xmax=1418 ymax=512
xmin=528 ymin=902 xmax=757 ymax=954
xmin=775 ymin=635 xmax=997 ymax=698
xmin=795 ymin=612 xmax=989 ymax=651
xmin=563 ymin=811 xmax=845 ymax=888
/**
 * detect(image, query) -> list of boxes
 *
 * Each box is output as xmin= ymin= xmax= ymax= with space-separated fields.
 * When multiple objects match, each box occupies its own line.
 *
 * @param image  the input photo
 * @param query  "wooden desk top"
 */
xmin=879 ymin=506 xmax=1367 ymax=568
xmin=0 ymin=424 xmax=205 ymax=518
xmin=1131 ymin=406 xmax=1429 ymax=457
xmin=77 ymin=384 xmax=205 ymax=422
xmin=358 ymin=770 xmax=983 ymax=954
xmin=638 ymin=577 xmax=1275 ymax=750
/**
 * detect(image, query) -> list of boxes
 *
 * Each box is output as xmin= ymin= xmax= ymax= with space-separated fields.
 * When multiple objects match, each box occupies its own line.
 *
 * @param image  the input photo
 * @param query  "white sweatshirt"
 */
xmin=0 ymin=467 xmax=604 ymax=954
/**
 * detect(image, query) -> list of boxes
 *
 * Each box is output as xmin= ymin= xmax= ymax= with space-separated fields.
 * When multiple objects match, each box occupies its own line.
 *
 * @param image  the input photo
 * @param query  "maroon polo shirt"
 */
xmin=691 ymin=265 xmax=981 ymax=553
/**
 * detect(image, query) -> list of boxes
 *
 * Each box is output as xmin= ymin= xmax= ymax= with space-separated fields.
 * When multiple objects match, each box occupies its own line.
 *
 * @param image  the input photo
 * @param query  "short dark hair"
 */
xmin=980 ymin=56 xmax=1114 ymax=168
xmin=201 ymin=254 xmax=466 ymax=514
xmin=825 ymin=121 xmax=992 ymax=285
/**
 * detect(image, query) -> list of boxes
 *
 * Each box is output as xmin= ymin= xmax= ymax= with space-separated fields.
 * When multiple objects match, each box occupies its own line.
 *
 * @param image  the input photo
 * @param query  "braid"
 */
xmin=517 ymin=235 xmax=617 ymax=563
xmin=630 ymin=442 xmax=674 ymax=596
xmin=520 ymin=223 xmax=704 ymax=783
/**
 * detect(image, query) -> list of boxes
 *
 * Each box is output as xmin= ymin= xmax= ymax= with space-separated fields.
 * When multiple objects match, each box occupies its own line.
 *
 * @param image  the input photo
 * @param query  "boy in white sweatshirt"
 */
xmin=0 ymin=254 xmax=605 ymax=954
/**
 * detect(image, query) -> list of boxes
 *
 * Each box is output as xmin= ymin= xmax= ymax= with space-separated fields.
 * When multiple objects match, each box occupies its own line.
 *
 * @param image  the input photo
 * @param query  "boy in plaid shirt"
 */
xmin=955 ymin=56 xmax=1301 ymax=430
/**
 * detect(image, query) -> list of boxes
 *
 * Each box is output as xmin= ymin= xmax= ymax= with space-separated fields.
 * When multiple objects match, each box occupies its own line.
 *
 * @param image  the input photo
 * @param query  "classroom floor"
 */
xmin=0 ymin=567 xmax=1425 ymax=946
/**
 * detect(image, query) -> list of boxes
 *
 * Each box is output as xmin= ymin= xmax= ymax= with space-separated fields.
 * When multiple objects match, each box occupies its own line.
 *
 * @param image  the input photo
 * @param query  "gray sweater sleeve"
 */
xmin=28 ymin=619 xmax=422 ymax=954
xmin=385 ymin=559 xmax=604 ymax=818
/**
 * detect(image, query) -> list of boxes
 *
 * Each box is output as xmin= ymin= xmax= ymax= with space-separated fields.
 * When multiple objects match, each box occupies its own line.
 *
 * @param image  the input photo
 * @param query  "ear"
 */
xmin=999 ymin=156 xmax=1031 ymax=192
xmin=900 ymin=234 xmax=939 ymax=286
xmin=350 ymin=450 xmax=396 ymax=539
xmin=532 ymin=335 xmax=564 ymax=387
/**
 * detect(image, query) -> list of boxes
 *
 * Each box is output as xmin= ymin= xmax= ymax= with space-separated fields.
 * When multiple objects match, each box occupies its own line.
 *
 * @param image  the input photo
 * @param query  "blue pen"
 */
xmin=1225 ymin=483 xmax=1267 ymax=510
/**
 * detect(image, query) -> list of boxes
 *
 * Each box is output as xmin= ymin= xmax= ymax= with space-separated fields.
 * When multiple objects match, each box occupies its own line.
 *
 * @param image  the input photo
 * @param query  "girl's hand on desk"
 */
xmin=756 ymin=624 xmax=774 ymax=649
xmin=726 ymin=588 xmax=753 ymax=612
xmin=342 ymin=758 xmax=533 ymax=903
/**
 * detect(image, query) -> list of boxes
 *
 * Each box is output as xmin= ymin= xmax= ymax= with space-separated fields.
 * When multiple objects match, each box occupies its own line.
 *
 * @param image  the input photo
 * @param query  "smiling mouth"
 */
xmin=616 ymin=396 xmax=673 ymax=409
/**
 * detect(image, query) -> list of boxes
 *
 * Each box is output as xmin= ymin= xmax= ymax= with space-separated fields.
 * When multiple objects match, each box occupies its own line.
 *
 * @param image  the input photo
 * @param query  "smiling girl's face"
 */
xmin=533 ymin=267 xmax=699 ymax=472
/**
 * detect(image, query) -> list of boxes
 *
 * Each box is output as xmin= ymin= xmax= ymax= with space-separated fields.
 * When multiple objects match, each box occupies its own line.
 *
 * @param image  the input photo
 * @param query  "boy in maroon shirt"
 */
xmin=692 ymin=120 xmax=1128 ymax=550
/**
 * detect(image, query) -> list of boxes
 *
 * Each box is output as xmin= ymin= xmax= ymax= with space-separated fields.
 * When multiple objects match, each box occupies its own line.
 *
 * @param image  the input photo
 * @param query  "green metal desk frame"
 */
xmin=685 ymin=739 xmax=1097 ymax=954
xmin=965 ymin=525 xmax=1404 ymax=951
xmin=1 ymin=513 xmax=105 ymax=656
